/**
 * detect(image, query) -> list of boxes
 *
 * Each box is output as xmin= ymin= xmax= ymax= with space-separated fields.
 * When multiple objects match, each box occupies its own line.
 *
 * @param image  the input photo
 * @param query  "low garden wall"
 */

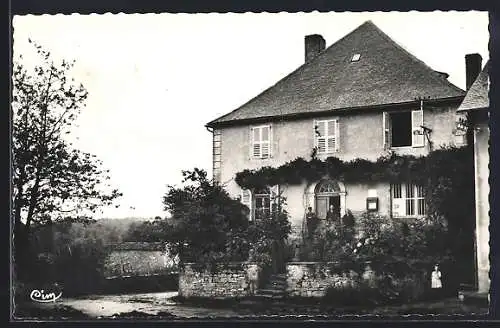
xmin=286 ymin=261 xmax=430 ymax=301
xmin=286 ymin=262 xmax=359 ymax=297
xmin=178 ymin=262 xmax=260 ymax=298
xmin=178 ymin=261 xmax=432 ymax=302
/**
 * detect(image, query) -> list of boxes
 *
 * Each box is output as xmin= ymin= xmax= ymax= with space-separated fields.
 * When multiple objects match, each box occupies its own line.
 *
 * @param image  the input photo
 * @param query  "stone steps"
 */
xmin=254 ymin=274 xmax=288 ymax=299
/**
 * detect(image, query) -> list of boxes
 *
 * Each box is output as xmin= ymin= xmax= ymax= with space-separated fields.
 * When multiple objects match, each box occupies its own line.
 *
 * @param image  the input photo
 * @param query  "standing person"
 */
xmin=305 ymin=207 xmax=318 ymax=239
xmin=326 ymin=204 xmax=342 ymax=237
xmin=431 ymin=264 xmax=443 ymax=299
xmin=326 ymin=204 xmax=340 ymax=223
xmin=247 ymin=265 xmax=259 ymax=295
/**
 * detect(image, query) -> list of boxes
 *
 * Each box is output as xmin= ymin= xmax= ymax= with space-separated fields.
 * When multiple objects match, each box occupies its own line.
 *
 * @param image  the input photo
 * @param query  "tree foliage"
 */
xmin=159 ymin=168 xmax=291 ymax=269
xmin=12 ymin=40 xmax=122 ymax=240
xmin=161 ymin=168 xmax=251 ymax=265
xmin=26 ymin=217 xmax=112 ymax=296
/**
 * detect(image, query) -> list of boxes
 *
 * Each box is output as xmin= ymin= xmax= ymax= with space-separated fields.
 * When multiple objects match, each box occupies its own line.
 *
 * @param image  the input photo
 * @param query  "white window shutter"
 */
xmin=383 ymin=112 xmax=390 ymax=150
xmin=317 ymin=138 xmax=326 ymax=153
xmin=261 ymin=125 xmax=270 ymax=159
xmin=252 ymin=127 xmax=261 ymax=158
xmin=270 ymin=185 xmax=280 ymax=200
xmin=392 ymin=198 xmax=405 ymax=217
xmin=249 ymin=127 xmax=255 ymax=158
xmin=268 ymin=125 xmax=273 ymax=158
xmin=411 ymin=109 xmax=424 ymax=147
xmin=317 ymin=121 xmax=327 ymax=137
xmin=270 ymin=185 xmax=280 ymax=212
xmin=241 ymin=189 xmax=253 ymax=220
xmin=334 ymin=119 xmax=340 ymax=152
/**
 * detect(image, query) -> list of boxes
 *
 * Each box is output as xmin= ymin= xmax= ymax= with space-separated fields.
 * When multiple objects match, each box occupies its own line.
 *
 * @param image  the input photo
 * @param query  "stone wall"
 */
xmin=286 ymin=262 xmax=428 ymax=299
xmin=179 ymin=262 xmax=260 ymax=298
xmin=287 ymin=262 xmax=361 ymax=297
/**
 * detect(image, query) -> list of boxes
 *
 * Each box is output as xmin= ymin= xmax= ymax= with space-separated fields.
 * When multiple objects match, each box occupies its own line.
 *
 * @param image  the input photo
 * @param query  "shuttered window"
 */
xmin=411 ymin=109 xmax=425 ymax=147
xmin=383 ymin=109 xmax=425 ymax=149
xmin=250 ymin=125 xmax=272 ymax=159
xmin=314 ymin=119 xmax=339 ymax=154
xmin=391 ymin=183 xmax=426 ymax=217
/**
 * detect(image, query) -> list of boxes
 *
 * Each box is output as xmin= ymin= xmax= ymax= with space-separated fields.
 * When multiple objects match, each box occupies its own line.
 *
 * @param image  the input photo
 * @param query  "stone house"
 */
xmin=205 ymin=20 xmax=466 ymax=241
xmin=103 ymin=242 xmax=179 ymax=279
xmin=456 ymin=56 xmax=490 ymax=295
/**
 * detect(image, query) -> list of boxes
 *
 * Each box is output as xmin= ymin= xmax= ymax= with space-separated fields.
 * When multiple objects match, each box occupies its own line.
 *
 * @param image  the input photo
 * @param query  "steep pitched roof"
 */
xmin=207 ymin=20 xmax=464 ymax=128
xmin=457 ymin=61 xmax=490 ymax=112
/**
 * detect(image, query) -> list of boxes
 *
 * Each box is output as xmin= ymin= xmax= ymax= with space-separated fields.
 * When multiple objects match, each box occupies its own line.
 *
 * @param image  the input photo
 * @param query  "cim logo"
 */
xmin=30 ymin=289 xmax=62 ymax=303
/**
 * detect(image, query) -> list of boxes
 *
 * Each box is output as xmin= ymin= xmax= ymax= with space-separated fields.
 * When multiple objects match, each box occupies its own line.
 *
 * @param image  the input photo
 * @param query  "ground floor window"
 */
xmin=254 ymin=187 xmax=271 ymax=219
xmin=391 ymin=183 xmax=425 ymax=217
xmin=240 ymin=186 xmax=279 ymax=221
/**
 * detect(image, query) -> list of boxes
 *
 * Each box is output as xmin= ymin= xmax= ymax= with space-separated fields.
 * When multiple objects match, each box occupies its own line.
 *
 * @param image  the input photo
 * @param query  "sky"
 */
xmin=12 ymin=11 xmax=489 ymax=219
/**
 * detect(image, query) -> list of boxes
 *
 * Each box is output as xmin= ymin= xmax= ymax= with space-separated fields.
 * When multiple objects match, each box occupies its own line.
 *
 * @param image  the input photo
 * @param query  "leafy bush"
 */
xmin=161 ymin=169 xmax=252 ymax=267
xmin=353 ymin=212 xmax=451 ymax=267
xmin=246 ymin=197 xmax=292 ymax=269
xmin=161 ymin=168 xmax=291 ymax=271
xmin=301 ymin=210 xmax=452 ymax=278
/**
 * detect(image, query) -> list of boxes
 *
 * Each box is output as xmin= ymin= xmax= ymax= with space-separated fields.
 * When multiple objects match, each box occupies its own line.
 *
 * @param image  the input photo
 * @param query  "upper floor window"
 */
xmin=391 ymin=183 xmax=425 ymax=217
xmin=250 ymin=125 xmax=272 ymax=159
xmin=314 ymin=119 xmax=339 ymax=154
xmin=383 ymin=109 xmax=424 ymax=149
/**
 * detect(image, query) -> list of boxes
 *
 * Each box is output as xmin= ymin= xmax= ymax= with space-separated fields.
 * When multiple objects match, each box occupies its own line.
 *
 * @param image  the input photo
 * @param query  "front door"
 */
xmin=316 ymin=195 xmax=340 ymax=220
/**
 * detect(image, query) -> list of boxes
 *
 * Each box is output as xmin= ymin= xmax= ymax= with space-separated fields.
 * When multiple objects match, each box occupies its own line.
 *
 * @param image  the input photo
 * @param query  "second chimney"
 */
xmin=305 ymin=34 xmax=326 ymax=63
xmin=465 ymin=53 xmax=483 ymax=90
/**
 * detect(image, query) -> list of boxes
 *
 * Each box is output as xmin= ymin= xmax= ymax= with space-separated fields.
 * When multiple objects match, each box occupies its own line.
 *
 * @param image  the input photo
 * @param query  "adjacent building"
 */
xmin=457 ymin=56 xmax=490 ymax=295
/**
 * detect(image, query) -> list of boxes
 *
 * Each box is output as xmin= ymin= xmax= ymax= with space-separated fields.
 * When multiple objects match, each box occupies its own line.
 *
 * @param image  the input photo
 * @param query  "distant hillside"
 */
xmin=92 ymin=217 xmax=154 ymax=245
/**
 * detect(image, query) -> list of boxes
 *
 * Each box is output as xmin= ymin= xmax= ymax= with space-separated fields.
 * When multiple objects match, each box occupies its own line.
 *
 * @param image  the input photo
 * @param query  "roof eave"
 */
xmin=457 ymin=105 xmax=489 ymax=113
xmin=207 ymin=96 xmax=465 ymax=128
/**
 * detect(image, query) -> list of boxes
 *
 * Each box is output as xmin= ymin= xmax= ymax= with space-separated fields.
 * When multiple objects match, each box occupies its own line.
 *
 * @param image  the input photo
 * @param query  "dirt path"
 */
xmin=36 ymin=291 xmax=240 ymax=318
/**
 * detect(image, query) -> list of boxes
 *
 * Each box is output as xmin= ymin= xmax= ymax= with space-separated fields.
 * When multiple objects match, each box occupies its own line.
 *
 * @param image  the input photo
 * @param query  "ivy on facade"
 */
xmin=235 ymin=146 xmax=469 ymax=189
xmin=235 ymin=146 xmax=474 ymax=224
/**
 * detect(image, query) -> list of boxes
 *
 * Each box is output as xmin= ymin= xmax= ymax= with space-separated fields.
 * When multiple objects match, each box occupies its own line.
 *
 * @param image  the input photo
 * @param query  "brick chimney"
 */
xmin=305 ymin=34 xmax=326 ymax=63
xmin=465 ymin=53 xmax=483 ymax=90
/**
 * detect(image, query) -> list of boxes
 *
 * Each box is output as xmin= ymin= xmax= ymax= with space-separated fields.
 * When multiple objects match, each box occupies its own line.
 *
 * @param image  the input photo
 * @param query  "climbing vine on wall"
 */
xmin=235 ymin=146 xmax=474 ymax=227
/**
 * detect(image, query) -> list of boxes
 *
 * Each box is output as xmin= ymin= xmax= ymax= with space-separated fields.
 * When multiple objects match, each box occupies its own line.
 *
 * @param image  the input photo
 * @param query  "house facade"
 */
xmin=206 ymin=21 xmax=465 ymax=240
xmin=456 ymin=56 xmax=490 ymax=295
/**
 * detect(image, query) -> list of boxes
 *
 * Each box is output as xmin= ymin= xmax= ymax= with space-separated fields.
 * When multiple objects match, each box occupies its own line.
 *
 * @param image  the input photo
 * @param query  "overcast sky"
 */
xmin=12 ymin=11 xmax=489 ymax=219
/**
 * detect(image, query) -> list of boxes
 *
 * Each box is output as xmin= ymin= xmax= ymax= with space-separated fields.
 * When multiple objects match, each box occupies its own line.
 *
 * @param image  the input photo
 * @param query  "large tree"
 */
xmin=12 ymin=40 xmax=121 ymax=263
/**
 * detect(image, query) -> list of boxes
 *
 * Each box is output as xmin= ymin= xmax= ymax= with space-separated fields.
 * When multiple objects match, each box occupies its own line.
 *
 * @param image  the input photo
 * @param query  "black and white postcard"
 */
xmin=10 ymin=8 xmax=494 ymax=320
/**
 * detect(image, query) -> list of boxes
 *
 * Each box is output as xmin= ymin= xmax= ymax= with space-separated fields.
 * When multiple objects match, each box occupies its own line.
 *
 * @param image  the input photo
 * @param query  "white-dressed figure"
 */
xmin=431 ymin=264 xmax=442 ymax=289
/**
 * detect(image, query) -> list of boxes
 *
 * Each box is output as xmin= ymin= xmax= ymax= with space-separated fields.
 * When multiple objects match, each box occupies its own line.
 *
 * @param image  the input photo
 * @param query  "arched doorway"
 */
xmin=314 ymin=180 xmax=344 ymax=220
